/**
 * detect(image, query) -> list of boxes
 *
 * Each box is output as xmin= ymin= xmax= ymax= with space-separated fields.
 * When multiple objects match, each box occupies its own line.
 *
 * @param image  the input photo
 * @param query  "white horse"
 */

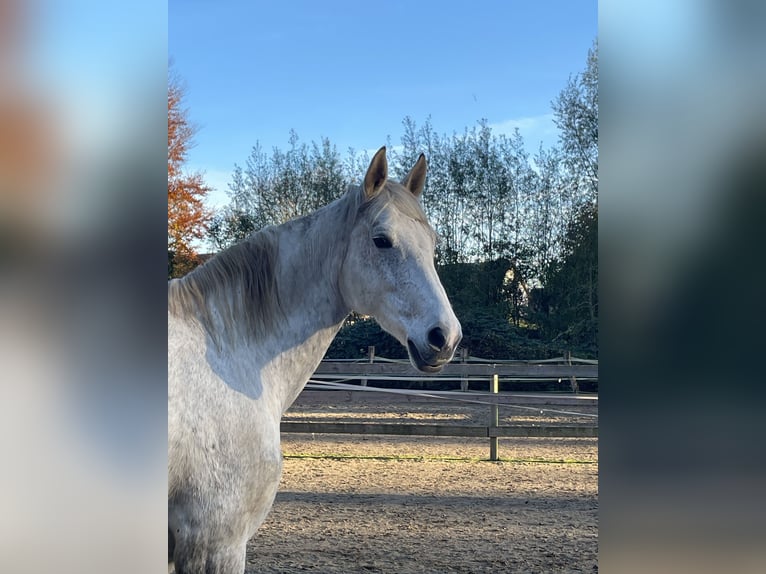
xmin=168 ymin=147 xmax=462 ymax=573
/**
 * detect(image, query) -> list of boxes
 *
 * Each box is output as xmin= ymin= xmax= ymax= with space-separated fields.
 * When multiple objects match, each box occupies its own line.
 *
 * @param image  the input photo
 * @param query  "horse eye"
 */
xmin=373 ymin=235 xmax=393 ymax=249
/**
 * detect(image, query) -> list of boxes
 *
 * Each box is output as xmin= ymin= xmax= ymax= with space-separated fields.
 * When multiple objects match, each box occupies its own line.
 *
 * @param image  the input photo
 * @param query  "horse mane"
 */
xmin=168 ymin=228 xmax=282 ymax=345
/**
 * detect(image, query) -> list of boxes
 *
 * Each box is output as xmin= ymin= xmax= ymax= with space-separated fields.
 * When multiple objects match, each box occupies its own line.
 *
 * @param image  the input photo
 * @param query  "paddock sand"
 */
xmin=246 ymin=392 xmax=598 ymax=573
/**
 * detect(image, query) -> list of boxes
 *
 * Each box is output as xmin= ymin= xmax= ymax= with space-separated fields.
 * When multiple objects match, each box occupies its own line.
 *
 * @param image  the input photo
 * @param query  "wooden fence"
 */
xmin=281 ymin=355 xmax=598 ymax=460
xmin=311 ymin=358 xmax=598 ymax=380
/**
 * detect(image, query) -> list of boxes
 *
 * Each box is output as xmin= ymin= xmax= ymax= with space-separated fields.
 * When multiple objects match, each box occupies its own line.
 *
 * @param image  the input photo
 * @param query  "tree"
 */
xmin=206 ymin=208 xmax=258 ymax=252
xmin=540 ymin=201 xmax=598 ymax=356
xmin=210 ymin=133 xmax=348 ymax=251
xmin=551 ymin=39 xmax=598 ymax=206
xmin=530 ymin=40 xmax=599 ymax=356
xmin=528 ymin=145 xmax=562 ymax=280
xmin=168 ymin=71 xmax=211 ymax=277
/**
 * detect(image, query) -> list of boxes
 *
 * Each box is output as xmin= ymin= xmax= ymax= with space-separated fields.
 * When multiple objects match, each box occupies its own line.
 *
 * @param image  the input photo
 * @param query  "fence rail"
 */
xmin=313 ymin=361 xmax=598 ymax=380
xmin=288 ymin=356 xmax=598 ymax=460
xmin=281 ymin=421 xmax=598 ymax=438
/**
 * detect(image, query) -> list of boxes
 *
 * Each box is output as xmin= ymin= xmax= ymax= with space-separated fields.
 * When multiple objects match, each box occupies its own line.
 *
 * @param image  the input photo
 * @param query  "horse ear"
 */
xmin=401 ymin=153 xmax=427 ymax=198
xmin=364 ymin=146 xmax=388 ymax=200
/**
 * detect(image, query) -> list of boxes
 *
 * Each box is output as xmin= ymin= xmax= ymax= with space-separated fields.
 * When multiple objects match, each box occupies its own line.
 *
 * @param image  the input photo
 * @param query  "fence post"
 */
xmin=565 ymin=350 xmax=579 ymax=394
xmin=489 ymin=373 xmax=499 ymax=461
xmin=361 ymin=346 xmax=375 ymax=387
xmin=460 ymin=348 xmax=469 ymax=392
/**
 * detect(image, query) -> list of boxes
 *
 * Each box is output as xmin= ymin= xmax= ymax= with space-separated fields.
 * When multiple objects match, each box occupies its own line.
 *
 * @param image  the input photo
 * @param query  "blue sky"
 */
xmin=170 ymin=1 xmax=597 ymax=207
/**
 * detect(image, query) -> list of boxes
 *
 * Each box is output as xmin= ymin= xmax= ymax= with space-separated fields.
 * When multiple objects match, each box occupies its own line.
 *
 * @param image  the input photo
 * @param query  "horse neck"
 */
xmin=253 ymin=194 xmax=354 ymax=409
xmin=273 ymin=197 xmax=352 ymax=335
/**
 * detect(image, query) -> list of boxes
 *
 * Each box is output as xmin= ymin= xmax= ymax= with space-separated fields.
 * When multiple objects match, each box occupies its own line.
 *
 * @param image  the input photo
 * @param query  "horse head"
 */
xmin=340 ymin=147 xmax=462 ymax=373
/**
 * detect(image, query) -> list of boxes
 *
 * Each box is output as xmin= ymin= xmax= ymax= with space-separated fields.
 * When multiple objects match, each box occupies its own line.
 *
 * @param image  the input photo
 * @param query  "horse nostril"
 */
xmin=427 ymin=326 xmax=447 ymax=352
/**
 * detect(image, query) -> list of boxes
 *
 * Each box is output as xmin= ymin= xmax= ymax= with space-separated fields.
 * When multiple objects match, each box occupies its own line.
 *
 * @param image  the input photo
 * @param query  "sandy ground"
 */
xmin=245 ymin=392 xmax=598 ymax=573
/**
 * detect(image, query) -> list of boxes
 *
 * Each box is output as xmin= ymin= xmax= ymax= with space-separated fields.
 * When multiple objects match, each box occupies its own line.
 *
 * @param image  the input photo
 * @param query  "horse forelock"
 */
xmin=168 ymin=230 xmax=282 ymax=345
xmin=358 ymin=181 xmax=433 ymax=233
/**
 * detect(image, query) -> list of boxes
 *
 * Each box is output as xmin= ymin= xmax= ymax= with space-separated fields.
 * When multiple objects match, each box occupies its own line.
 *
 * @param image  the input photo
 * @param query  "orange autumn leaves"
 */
xmin=168 ymin=75 xmax=211 ymax=277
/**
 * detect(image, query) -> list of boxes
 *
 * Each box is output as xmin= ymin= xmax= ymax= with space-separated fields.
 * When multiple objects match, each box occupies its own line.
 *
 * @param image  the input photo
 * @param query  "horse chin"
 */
xmin=406 ymin=340 xmax=445 ymax=374
xmin=417 ymin=363 xmax=444 ymax=374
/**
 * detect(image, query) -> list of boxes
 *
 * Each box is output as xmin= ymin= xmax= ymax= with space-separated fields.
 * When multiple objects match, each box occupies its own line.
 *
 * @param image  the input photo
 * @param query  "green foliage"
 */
xmin=537 ymin=202 xmax=598 ymax=357
xmin=439 ymin=260 xmax=511 ymax=312
xmin=168 ymin=249 xmax=202 ymax=279
xmin=207 ymin=209 xmax=257 ymax=252
xmin=457 ymin=306 xmax=561 ymax=360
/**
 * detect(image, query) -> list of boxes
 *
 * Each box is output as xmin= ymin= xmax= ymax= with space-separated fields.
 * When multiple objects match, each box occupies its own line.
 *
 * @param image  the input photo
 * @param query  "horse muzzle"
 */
xmin=407 ymin=324 xmax=462 ymax=374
